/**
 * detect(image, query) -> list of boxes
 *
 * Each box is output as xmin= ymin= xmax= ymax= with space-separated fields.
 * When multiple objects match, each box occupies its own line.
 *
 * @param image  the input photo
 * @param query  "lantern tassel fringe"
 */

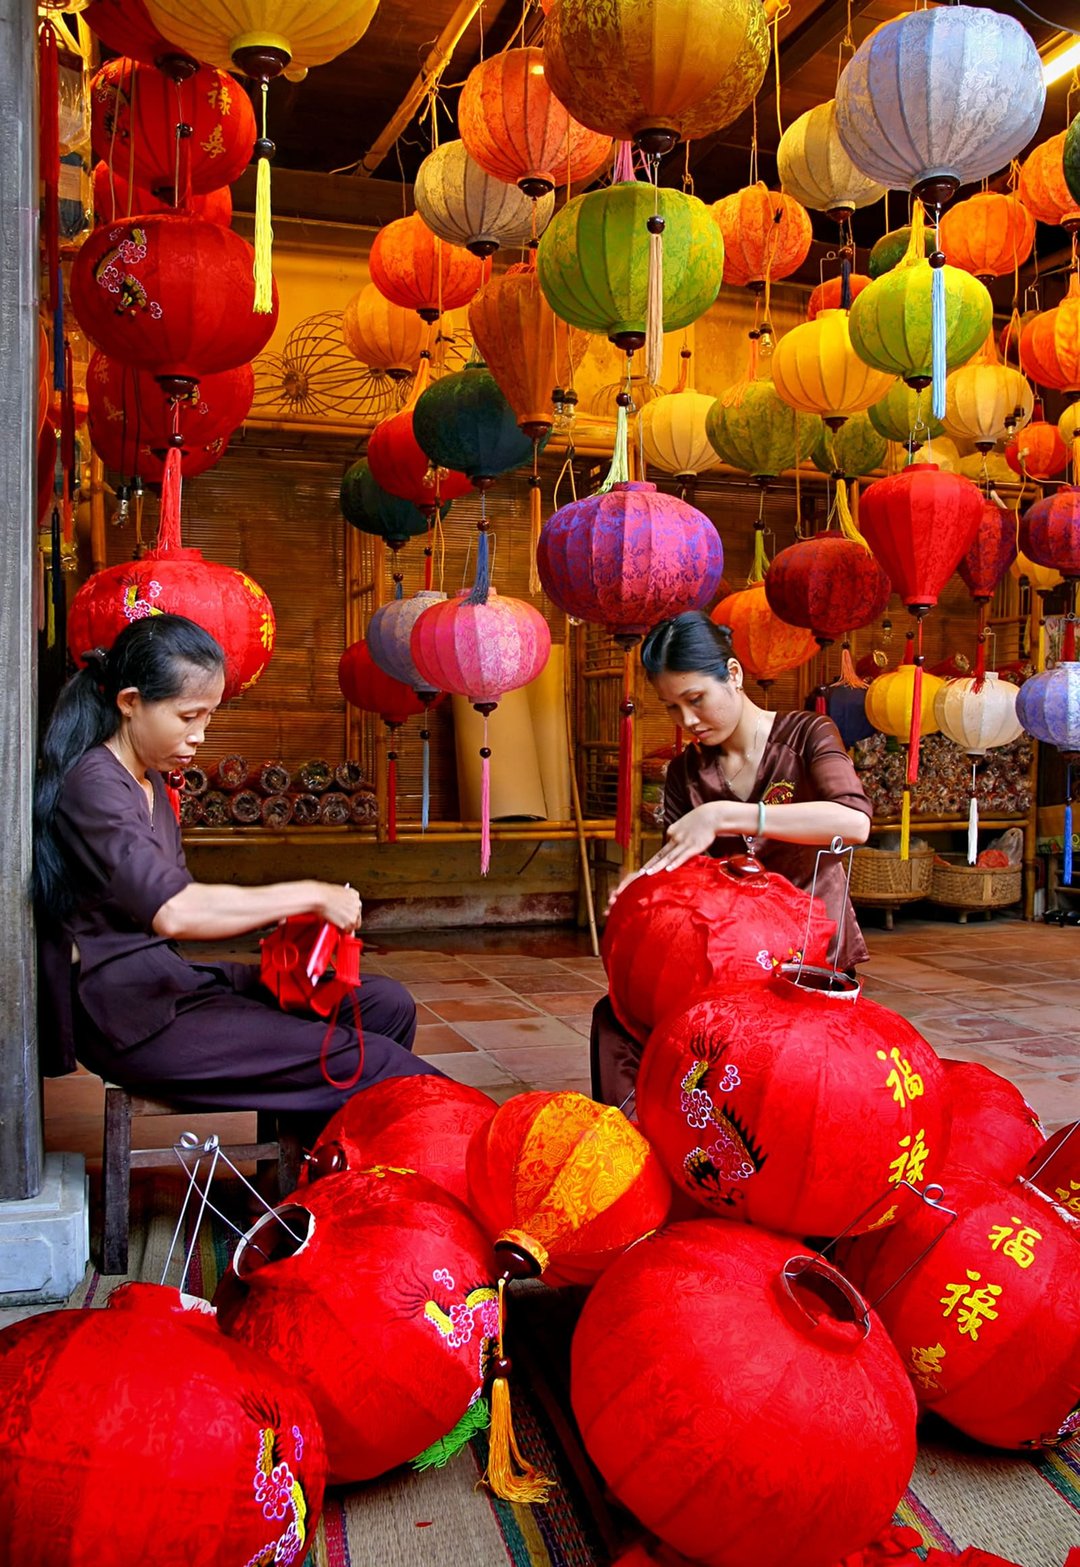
xmin=413 ymin=1396 xmax=490 ymax=1472
xmin=468 ymin=526 xmax=491 ymax=606
xmin=838 ymin=642 xmax=866 ymax=688
xmin=968 ymin=765 xmax=979 ymax=867
xmin=421 ymin=725 xmax=430 ymax=833
xmin=1064 ymin=617 xmax=1076 ymax=664
xmin=906 ymin=658 xmax=923 ymax=786
xmin=483 ymin=1280 xmax=553 ymax=1504
xmin=900 ymin=786 xmax=911 ymax=861
xmin=599 ymin=397 xmax=630 ymax=493
xmin=931 ymin=258 xmax=947 ymax=422
xmin=1066 ymin=801 xmax=1074 ymax=888
xmin=480 ymin=715 xmax=491 ymax=876
xmin=645 ymin=221 xmax=664 ymax=387
xmin=835 ymin=479 xmax=870 ymax=550
xmin=387 ymin=750 xmax=398 ymax=844
xmin=528 ymin=472 xmax=542 ymax=598
xmin=749 ymin=523 xmax=768 ymax=585
xmin=253 ymin=84 xmax=274 ymax=315
xmin=158 ymin=447 xmax=183 ymax=550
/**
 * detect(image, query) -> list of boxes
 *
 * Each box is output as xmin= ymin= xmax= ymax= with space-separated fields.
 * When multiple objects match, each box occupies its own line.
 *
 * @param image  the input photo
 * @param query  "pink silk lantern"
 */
xmin=843 ymin=1171 xmax=1080 ymax=1449
xmin=957 ymin=500 xmax=1018 ymax=682
xmin=0 ymin=1282 xmax=328 ymax=1567
xmin=338 ymin=639 xmax=427 ymax=842
xmin=410 ymin=589 xmax=551 ymax=874
xmin=637 ymin=978 xmax=949 ymax=1238
xmin=941 ymin=1059 xmax=1044 ymax=1183
xmin=603 ymin=855 xmax=835 ymax=1043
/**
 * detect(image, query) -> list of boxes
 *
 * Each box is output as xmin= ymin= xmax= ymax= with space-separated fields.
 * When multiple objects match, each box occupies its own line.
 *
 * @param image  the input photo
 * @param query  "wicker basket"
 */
xmin=848 ymin=846 xmax=935 ymax=906
xmin=929 ymin=855 xmax=1021 ymax=912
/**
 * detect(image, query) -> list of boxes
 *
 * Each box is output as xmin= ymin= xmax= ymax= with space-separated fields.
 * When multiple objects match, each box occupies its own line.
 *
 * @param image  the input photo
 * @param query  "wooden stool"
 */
xmin=101 ymin=1085 xmax=304 ymax=1276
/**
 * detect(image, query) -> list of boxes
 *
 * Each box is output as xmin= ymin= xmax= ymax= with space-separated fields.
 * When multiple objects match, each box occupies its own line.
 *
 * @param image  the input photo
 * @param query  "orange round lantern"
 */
xmin=1020 ymin=276 xmax=1080 ymax=393
xmin=1006 ymin=420 xmax=1069 ymax=481
xmin=468 ymin=257 xmax=586 ymax=438
xmin=712 ymin=185 xmax=813 ymax=291
xmin=939 ymin=191 xmax=1035 ymax=282
xmin=458 ymin=48 xmax=612 ymax=199
xmin=341 ymin=283 xmax=430 ymax=379
xmin=807 ymin=273 xmax=871 ymax=318
xmin=712 ymin=584 xmax=818 ymax=685
xmin=1019 ymin=132 xmax=1080 ymax=232
xmin=369 ymin=215 xmax=487 ymax=324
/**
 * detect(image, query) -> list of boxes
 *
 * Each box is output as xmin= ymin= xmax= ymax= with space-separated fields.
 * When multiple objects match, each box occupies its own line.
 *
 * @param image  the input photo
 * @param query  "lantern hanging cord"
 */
xmin=773 ymin=5 xmax=789 ymax=138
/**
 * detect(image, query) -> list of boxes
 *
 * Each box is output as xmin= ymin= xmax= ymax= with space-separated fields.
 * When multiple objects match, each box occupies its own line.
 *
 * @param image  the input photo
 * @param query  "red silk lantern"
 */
xmin=83 ymin=0 xmax=190 ymax=71
xmin=465 ymin=1090 xmax=671 ymax=1285
xmin=91 ymin=426 xmax=229 ymax=485
xmin=458 ymin=48 xmax=612 ymax=199
xmin=71 ymin=214 xmax=278 ymax=382
xmin=303 ymin=1075 xmax=496 ymax=1204
xmin=1019 ymin=485 xmax=1080 ymax=579
xmin=1024 ymin=1122 xmax=1080 ymax=1220
xmin=369 ymin=214 xmax=486 ymax=323
xmin=215 ymin=1169 xmax=499 ymax=1484
xmin=765 ymin=532 xmax=892 ymax=644
xmin=68 ymin=507 xmax=275 ymax=700
xmin=712 ymin=583 xmax=818 ymax=685
xmin=1006 ymin=420 xmax=1069 ymax=480
xmin=87 ymin=351 xmax=253 ymax=460
xmin=0 ymin=1282 xmax=327 ymax=1567
xmin=712 ymin=184 xmax=813 ymax=290
xmin=638 ymin=978 xmax=949 ymax=1237
xmin=571 ymin=1222 xmax=918 ymax=1567
xmin=807 ymin=272 xmax=871 ymax=317
xmin=367 ymin=406 xmax=472 ymax=511
xmin=92 ymin=160 xmax=233 ymax=228
xmin=957 ymin=499 xmax=1020 ymax=681
xmin=338 ymin=639 xmax=427 ymax=842
xmin=843 ymin=1171 xmax=1080 ymax=1449
xmin=602 ymin=855 xmax=834 ymax=1044
xmin=859 ymin=464 xmax=985 ymax=614
xmin=91 ymin=57 xmax=256 ymax=198
xmin=941 ymin=1059 xmax=1044 ymax=1182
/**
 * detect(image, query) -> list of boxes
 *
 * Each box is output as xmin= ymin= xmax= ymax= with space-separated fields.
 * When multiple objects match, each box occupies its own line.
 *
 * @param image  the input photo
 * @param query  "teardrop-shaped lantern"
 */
xmin=859 ymin=464 xmax=985 ymax=615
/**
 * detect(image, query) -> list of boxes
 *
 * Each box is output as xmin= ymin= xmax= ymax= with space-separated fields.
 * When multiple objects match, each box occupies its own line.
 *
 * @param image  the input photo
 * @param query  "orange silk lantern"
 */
xmin=369 ymin=214 xmax=487 ymax=323
xmin=1020 ymin=275 xmax=1080 ymax=393
xmin=1006 ymin=420 xmax=1069 ymax=481
xmin=1019 ymin=132 xmax=1080 ymax=231
xmin=712 ymin=184 xmax=813 ymax=291
xmin=468 ymin=258 xmax=585 ymax=440
xmin=458 ymin=48 xmax=612 ymax=199
xmin=807 ymin=273 xmax=871 ymax=318
xmin=938 ymin=192 xmax=1035 ymax=282
xmin=712 ymin=584 xmax=817 ymax=686
xmin=341 ymin=283 xmax=431 ymax=379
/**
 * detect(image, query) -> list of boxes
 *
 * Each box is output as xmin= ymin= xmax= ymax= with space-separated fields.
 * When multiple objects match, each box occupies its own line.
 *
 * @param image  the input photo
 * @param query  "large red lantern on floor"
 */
xmin=859 ymin=464 xmax=985 ymax=615
xmin=369 ymin=214 xmax=486 ymax=323
xmin=367 ymin=406 xmax=473 ymax=511
xmin=71 ymin=214 xmax=278 ymax=383
xmin=215 ymin=1169 xmax=499 ymax=1485
xmin=603 ymin=855 xmax=834 ymax=1044
xmin=86 ymin=351 xmax=253 ymax=461
xmin=91 ymin=58 xmax=256 ymax=198
xmin=466 ymin=1090 xmax=671 ymax=1286
xmin=93 ymin=161 xmax=233 ymax=228
xmin=843 ymin=1171 xmax=1080 ymax=1449
xmin=941 ymin=1059 xmax=1044 ymax=1183
xmin=303 ymin=1075 xmax=496 ymax=1206
xmin=765 ymin=532 xmax=892 ymax=644
xmin=1019 ymin=485 xmax=1080 ymax=580
xmin=571 ymin=1221 xmax=918 ymax=1567
xmin=68 ymin=507 xmax=275 ymax=700
xmin=639 ymin=980 xmax=949 ymax=1238
xmin=0 ymin=1283 xmax=327 ymax=1567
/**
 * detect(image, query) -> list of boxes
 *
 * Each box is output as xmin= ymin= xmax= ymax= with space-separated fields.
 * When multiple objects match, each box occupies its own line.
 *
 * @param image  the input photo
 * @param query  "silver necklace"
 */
xmin=719 ymin=718 xmax=763 ymax=793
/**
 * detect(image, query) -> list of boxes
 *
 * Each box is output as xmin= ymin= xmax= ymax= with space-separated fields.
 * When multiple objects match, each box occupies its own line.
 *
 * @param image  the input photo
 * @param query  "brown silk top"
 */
xmin=662 ymin=710 xmax=872 ymax=971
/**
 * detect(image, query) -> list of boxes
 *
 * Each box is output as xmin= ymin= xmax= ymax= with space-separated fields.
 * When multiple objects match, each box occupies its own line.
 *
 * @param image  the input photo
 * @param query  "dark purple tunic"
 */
xmin=39 ymin=746 xmax=437 ymax=1111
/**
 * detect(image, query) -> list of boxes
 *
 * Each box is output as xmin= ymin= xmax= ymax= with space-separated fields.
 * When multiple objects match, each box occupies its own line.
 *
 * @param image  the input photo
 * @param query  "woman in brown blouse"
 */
xmin=592 ymin=611 xmax=873 ymax=1110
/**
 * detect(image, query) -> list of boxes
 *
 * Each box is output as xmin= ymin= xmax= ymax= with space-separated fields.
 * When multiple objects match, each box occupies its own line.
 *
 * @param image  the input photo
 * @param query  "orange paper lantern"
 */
xmin=712 ymin=584 xmax=817 ymax=684
xmin=1019 ymin=132 xmax=1080 ymax=232
xmin=939 ymin=191 xmax=1035 ymax=282
xmin=369 ymin=215 xmax=487 ymax=323
xmin=1006 ymin=420 xmax=1069 ymax=481
xmin=712 ymin=185 xmax=813 ymax=291
xmin=1020 ymin=276 xmax=1080 ymax=393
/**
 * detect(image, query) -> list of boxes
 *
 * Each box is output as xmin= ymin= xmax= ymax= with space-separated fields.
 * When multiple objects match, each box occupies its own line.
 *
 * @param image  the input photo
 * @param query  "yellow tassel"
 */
xmin=905 ymin=202 xmax=926 ymax=266
xmin=835 ymin=479 xmax=871 ymax=549
xmin=749 ymin=523 xmax=769 ymax=585
xmin=900 ymin=786 xmax=911 ymax=861
xmin=482 ymin=1279 xmax=553 ymax=1504
xmin=1038 ymin=616 xmax=1046 ymax=672
xmin=254 ymin=151 xmax=274 ymax=314
xmin=1073 ymin=434 xmax=1080 ymax=489
xmin=528 ymin=473 xmax=542 ymax=597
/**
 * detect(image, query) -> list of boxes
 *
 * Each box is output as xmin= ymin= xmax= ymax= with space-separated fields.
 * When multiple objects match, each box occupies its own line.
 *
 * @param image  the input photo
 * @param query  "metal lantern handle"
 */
xmin=792 ymin=834 xmax=855 ymax=991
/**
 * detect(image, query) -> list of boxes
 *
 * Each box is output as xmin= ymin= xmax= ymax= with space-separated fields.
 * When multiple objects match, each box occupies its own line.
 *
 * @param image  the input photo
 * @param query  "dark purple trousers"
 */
xmin=75 ymin=961 xmax=440 ymax=1121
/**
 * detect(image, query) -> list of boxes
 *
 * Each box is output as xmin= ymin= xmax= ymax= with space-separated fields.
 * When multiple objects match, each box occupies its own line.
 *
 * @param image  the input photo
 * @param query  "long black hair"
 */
xmin=641 ymin=612 xmax=737 ymax=682
xmin=34 ymin=614 xmax=225 ymax=917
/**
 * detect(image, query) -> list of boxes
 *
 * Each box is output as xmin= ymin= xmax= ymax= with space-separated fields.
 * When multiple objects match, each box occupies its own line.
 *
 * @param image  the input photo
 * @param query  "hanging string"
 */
xmin=772 ymin=5 xmax=788 ymax=138
xmin=906 ymin=618 xmax=925 ymax=787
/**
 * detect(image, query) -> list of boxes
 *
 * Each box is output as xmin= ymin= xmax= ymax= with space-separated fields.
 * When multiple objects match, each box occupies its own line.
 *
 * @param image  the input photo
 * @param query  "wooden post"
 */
xmin=0 ymin=0 xmax=43 ymax=1200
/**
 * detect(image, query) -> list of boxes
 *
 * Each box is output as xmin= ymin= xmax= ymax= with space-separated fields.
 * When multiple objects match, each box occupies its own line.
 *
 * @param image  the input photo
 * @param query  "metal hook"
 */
xmin=815 ymin=1179 xmax=958 ymax=1311
xmin=794 ymin=834 xmax=854 ymax=986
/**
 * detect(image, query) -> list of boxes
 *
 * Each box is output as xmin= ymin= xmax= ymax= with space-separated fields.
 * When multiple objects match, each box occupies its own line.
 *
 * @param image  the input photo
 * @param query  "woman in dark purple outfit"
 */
xmin=35 ymin=614 xmax=437 ymax=1123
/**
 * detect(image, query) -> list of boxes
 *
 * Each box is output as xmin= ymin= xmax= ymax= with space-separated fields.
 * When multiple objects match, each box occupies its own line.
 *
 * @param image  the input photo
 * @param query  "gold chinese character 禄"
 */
xmin=909 ymin=1343 xmax=946 ymax=1392
xmin=940 ymin=1269 xmax=1002 ymax=1341
xmin=1054 ymin=1180 xmax=1080 ymax=1217
xmin=888 ymin=1127 xmax=930 ymax=1185
xmin=987 ymin=1217 xmax=1041 ymax=1269
xmin=876 ymin=1046 xmax=925 ymax=1108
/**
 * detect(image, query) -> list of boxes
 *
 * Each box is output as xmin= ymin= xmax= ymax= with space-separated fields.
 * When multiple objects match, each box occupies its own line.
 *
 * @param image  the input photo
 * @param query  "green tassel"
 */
xmin=412 ymin=1396 xmax=490 ymax=1471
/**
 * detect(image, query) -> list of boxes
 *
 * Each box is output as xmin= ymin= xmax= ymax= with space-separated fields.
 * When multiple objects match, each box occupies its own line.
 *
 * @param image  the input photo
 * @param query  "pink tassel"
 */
xmin=480 ymin=715 xmax=492 ymax=876
xmin=387 ymin=743 xmax=398 ymax=843
xmin=907 ymin=658 xmax=924 ymax=785
xmin=616 ymin=662 xmax=634 ymax=850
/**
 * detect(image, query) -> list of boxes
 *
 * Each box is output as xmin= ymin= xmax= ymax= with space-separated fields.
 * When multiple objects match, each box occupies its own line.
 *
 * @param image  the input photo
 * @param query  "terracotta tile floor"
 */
xmin=42 ymin=911 xmax=1080 ymax=1170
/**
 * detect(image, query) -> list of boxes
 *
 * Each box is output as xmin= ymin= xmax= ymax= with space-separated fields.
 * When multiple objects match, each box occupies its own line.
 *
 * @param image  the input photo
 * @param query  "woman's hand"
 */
xmin=643 ymin=803 xmax=724 ymax=876
xmin=606 ymin=869 xmax=643 ymax=914
xmin=314 ymin=882 xmax=362 ymax=932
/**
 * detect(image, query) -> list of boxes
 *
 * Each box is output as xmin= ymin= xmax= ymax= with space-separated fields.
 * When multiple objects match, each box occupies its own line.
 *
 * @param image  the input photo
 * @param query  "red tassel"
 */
xmin=424 ymin=543 xmax=433 ymax=591
xmin=673 ymin=723 xmax=683 ymax=756
xmin=159 ymin=445 xmax=183 ymax=547
xmin=616 ymin=660 xmax=634 ymax=850
xmin=907 ymin=659 xmax=924 ymax=785
xmin=166 ymin=784 xmax=182 ymax=823
xmin=387 ymin=746 xmax=398 ymax=843
xmin=39 ymin=20 xmax=60 ymax=314
xmin=480 ymin=747 xmax=491 ymax=875
xmin=1064 ymin=618 xmax=1076 ymax=663
xmin=973 ymin=603 xmax=987 ymax=691
xmin=815 ymin=687 xmax=827 ymax=715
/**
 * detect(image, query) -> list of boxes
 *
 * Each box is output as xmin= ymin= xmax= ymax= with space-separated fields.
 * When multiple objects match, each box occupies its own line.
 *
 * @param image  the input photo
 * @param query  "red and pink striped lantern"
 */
xmin=957 ymin=500 xmax=1018 ymax=681
xmin=411 ymin=590 xmax=550 ymax=873
xmin=338 ymin=639 xmax=427 ymax=841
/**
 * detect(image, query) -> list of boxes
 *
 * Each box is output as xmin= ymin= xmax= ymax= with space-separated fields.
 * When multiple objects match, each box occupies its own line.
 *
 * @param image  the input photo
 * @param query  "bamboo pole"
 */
xmin=88 ymin=453 xmax=106 ymax=573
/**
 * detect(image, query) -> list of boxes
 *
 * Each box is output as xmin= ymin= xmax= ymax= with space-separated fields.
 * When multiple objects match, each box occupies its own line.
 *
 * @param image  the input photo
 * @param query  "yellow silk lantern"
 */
xmin=415 ymin=140 xmax=555 ymax=257
xmin=866 ymin=664 xmax=945 ymax=858
xmin=542 ymin=0 xmax=770 ymax=155
xmin=640 ymin=390 xmax=723 ymax=482
xmin=958 ymin=452 xmax=1014 ymax=487
xmin=772 ymin=309 xmax=894 ymax=428
xmin=943 ymin=335 xmax=1034 ymax=453
xmin=1058 ymin=400 xmax=1080 ymax=483
xmin=1019 ymin=133 xmax=1080 ymax=232
xmin=341 ymin=285 xmax=430 ymax=379
xmin=777 ymin=99 xmax=885 ymax=218
xmin=1012 ymin=550 xmax=1063 ymax=595
xmin=911 ymin=436 xmax=963 ymax=474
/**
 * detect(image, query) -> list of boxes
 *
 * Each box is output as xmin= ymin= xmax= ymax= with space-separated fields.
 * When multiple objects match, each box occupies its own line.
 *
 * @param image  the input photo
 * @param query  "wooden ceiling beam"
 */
xmin=231 ymin=166 xmax=412 ymax=231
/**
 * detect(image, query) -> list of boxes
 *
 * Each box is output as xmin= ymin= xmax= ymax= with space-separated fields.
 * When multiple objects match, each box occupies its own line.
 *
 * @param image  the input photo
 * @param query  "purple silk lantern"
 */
xmin=1017 ymin=664 xmax=1080 ymax=886
xmin=1020 ymin=487 xmax=1080 ymax=581
xmin=537 ymin=479 xmax=723 ymax=848
xmin=368 ymin=590 xmax=448 ymax=831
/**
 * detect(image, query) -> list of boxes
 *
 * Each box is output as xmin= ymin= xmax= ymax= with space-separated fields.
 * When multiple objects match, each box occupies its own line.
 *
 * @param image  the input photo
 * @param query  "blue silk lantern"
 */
xmin=1017 ymin=664 xmax=1080 ymax=885
xmin=367 ymin=590 xmax=448 ymax=830
xmin=340 ymin=460 xmax=444 ymax=552
xmin=807 ymin=683 xmax=875 ymax=747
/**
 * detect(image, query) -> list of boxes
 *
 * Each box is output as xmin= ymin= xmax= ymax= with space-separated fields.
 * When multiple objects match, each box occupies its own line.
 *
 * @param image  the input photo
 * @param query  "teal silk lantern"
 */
xmin=339 ymin=460 xmax=441 ymax=551
xmin=536 ymin=181 xmax=724 ymax=354
xmin=412 ymin=364 xmax=542 ymax=487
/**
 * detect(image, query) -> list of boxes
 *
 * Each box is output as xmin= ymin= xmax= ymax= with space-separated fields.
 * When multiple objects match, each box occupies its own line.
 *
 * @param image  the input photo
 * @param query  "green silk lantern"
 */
xmin=812 ymin=412 xmax=888 ymax=478
xmin=339 ymin=460 xmax=443 ymax=550
xmin=412 ymin=363 xmax=543 ymax=486
xmin=868 ymin=226 xmax=912 ymax=279
xmin=705 ymin=381 xmax=823 ymax=482
xmin=868 ymin=380 xmax=945 ymax=446
xmin=536 ymin=180 xmax=724 ymax=352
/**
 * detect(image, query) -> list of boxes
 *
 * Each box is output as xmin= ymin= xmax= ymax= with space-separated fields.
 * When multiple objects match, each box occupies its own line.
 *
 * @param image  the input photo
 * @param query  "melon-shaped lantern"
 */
xmin=712 ymin=584 xmax=817 ymax=686
xmin=0 ymin=1283 xmax=328 ymax=1567
xmin=1020 ymin=486 xmax=1080 ymax=580
xmin=639 ymin=389 xmax=723 ymax=483
xmin=865 ymin=666 xmax=945 ymax=743
xmin=812 ymin=412 xmax=888 ymax=478
xmin=415 ymin=140 xmax=554 ymax=257
xmin=1025 ymin=1122 xmax=1080 ymax=1220
xmin=765 ymin=532 xmax=892 ymax=644
xmin=842 ymin=1170 xmax=1080 ymax=1449
xmin=711 ymin=185 xmax=812 ymax=291
xmin=86 ymin=351 xmax=253 ymax=467
xmin=541 ymin=0 xmax=769 ymax=152
xmin=706 ymin=380 xmax=822 ymax=480
xmin=772 ymin=309 xmax=895 ymax=426
xmin=1017 ymin=664 xmax=1080 ymax=749
xmin=366 ymin=409 xmax=472 ymax=513
xmin=941 ymin=1059 xmax=1044 ymax=1182
xmin=1068 ymin=113 xmax=1080 ymax=207
xmin=777 ymin=98 xmax=886 ymax=218
xmin=943 ymin=336 xmax=1034 ymax=452
xmin=869 ymin=225 xmax=911 ymax=278
xmin=141 ymin=0 xmax=379 ymax=74
xmin=572 ymin=1221 xmax=918 ymax=1567
xmin=1006 ymin=421 xmax=1069 ymax=481
xmin=537 ymin=180 xmax=724 ymax=353
xmin=412 ymin=364 xmax=538 ymax=486
xmin=859 ymin=464 xmax=985 ymax=614
xmin=90 ymin=57 xmax=256 ymax=197
xmin=1019 ymin=277 xmax=1080 ymax=394
xmin=369 ymin=214 xmax=486 ymax=323
xmin=1019 ymin=132 xmax=1080 ymax=232
xmin=457 ymin=47 xmax=611 ymax=198
xmin=807 ymin=272 xmax=872 ymax=318
xmin=92 ymin=160 xmax=234 ymax=228
xmin=834 ymin=6 xmax=1045 ymax=207
xmin=638 ymin=980 xmax=948 ymax=1236
xmin=341 ymin=284 xmax=430 ymax=380
xmin=1012 ymin=548 xmax=1063 ymax=596
xmin=868 ymin=380 xmax=944 ymax=446
xmin=939 ymin=192 xmax=1035 ymax=282
xmin=338 ymin=459 xmax=440 ymax=551
xmin=367 ymin=590 xmax=448 ymax=697
xmin=303 ymin=1076 xmax=496 ymax=1206
xmin=68 ymin=512 xmax=274 ymax=700
xmin=215 ymin=1170 xmax=499 ymax=1484
xmin=465 ymin=1090 xmax=671 ymax=1286
xmin=934 ymin=674 xmax=1023 ymax=757
xmin=603 ymin=855 xmax=834 ymax=1045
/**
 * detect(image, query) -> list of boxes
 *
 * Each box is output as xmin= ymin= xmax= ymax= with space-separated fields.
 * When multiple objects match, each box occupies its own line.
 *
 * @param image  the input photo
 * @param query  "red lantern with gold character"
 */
xmin=92 ymin=160 xmax=233 ymax=228
xmin=1024 ymin=1122 xmax=1080 ymax=1220
xmin=638 ymin=978 xmax=949 ymax=1238
xmin=941 ymin=1059 xmax=1044 ymax=1183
